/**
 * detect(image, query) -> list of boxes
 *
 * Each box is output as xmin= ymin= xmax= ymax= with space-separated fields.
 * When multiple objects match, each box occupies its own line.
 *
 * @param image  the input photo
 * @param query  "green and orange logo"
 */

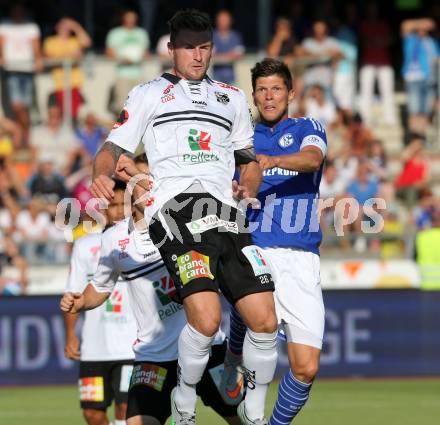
xmin=188 ymin=129 xmax=211 ymax=151
xmin=177 ymin=251 xmax=214 ymax=285
xmin=153 ymin=276 xmax=176 ymax=306
xmin=105 ymin=290 xmax=122 ymax=313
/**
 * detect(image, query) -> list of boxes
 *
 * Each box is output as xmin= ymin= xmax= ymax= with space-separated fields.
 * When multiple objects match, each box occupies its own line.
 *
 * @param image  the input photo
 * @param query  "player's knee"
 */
xmin=247 ymin=308 xmax=277 ymax=334
xmin=292 ymin=361 xmax=319 ymax=383
xmin=83 ymin=409 xmax=107 ymax=425
xmin=192 ymin=315 xmax=221 ymax=336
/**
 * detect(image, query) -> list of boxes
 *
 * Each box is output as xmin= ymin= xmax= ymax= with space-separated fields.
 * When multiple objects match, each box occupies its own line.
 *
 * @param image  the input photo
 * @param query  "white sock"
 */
xmin=114 ymin=420 xmax=126 ymax=425
xmin=175 ymin=323 xmax=216 ymax=413
xmin=242 ymin=329 xmax=278 ymax=420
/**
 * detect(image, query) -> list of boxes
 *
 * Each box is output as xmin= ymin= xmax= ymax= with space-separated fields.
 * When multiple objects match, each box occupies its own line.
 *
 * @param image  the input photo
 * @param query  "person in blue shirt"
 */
xmin=222 ymin=58 xmax=327 ymax=425
xmin=212 ymin=10 xmax=244 ymax=84
xmin=401 ymin=18 xmax=440 ymax=133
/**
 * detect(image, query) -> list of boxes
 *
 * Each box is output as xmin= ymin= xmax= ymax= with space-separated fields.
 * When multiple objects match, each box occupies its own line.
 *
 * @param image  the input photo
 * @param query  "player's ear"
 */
xmin=252 ymin=91 xmax=257 ymax=107
xmin=288 ymin=89 xmax=295 ymax=104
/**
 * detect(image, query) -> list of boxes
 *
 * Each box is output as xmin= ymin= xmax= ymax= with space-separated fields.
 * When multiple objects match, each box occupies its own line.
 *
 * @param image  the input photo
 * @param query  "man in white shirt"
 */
xmin=0 ymin=4 xmax=43 ymax=146
xmin=91 ymin=9 xmax=278 ymax=425
xmin=64 ymin=179 xmax=137 ymax=425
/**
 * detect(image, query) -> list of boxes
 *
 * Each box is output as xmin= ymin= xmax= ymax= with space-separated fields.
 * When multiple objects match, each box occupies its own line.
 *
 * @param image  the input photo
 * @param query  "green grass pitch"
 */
xmin=1 ymin=379 xmax=439 ymax=425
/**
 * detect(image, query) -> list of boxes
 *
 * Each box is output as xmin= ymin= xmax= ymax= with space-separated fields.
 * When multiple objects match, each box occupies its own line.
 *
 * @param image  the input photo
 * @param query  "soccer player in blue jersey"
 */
xmin=224 ymin=58 xmax=327 ymax=424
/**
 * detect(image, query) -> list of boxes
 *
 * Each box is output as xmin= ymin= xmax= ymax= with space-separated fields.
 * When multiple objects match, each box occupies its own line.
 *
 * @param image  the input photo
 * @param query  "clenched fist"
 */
xmin=60 ymin=292 xmax=85 ymax=314
xmin=90 ymin=175 xmax=115 ymax=201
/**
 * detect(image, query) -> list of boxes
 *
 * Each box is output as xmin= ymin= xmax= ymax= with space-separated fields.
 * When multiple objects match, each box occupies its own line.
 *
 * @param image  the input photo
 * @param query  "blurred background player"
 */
xmin=64 ymin=178 xmax=136 ymax=425
xmin=62 ymin=154 xmax=242 ymax=425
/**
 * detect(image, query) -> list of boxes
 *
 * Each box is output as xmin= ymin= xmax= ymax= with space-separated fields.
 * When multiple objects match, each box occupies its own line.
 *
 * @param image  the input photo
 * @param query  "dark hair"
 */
xmin=112 ymin=178 xmax=127 ymax=192
xmin=168 ymin=9 xmax=213 ymax=45
xmin=134 ymin=153 xmax=148 ymax=165
xmin=251 ymin=58 xmax=293 ymax=92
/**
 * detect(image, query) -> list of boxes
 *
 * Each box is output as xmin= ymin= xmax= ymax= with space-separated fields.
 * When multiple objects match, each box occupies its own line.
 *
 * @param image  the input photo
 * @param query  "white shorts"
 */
xmin=264 ymin=247 xmax=325 ymax=349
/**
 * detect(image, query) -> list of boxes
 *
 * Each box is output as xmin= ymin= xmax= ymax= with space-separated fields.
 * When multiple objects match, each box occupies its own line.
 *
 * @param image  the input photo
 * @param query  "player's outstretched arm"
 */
xmin=257 ymin=146 xmax=323 ymax=173
xmin=60 ymin=284 xmax=110 ymax=314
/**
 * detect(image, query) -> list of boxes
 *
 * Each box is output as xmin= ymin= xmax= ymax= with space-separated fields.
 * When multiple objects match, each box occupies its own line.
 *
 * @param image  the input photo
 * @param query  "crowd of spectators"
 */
xmin=0 ymin=3 xmax=439 ymax=294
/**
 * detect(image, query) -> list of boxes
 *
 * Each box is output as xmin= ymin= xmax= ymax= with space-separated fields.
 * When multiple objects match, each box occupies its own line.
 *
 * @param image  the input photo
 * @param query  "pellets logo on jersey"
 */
xmin=106 ymin=290 xmax=122 ymax=313
xmin=79 ymin=377 xmax=104 ymax=401
xmin=215 ymin=91 xmax=230 ymax=105
xmin=278 ymin=133 xmax=294 ymax=148
xmin=153 ymin=276 xmax=177 ymax=306
xmin=176 ymin=251 xmax=214 ymax=285
xmin=130 ymin=364 xmax=168 ymax=392
xmin=188 ymin=128 xmax=211 ymax=151
xmin=113 ymin=109 xmax=129 ymax=129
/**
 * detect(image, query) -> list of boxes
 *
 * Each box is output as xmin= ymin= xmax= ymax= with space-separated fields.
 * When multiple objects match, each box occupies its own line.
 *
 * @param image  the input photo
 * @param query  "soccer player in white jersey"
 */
xmin=64 ymin=179 xmax=137 ymax=425
xmin=62 ymin=155 xmax=242 ymax=425
xmin=226 ymin=58 xmax=327 ymax=424
xmin=90 ymin=9 xmax=278 ymax=425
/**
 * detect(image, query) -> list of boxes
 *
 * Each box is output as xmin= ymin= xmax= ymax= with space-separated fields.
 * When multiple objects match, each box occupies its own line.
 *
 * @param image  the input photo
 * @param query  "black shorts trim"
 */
xmin=126 ymin=342 xmax=237 ymax=422
xmin=149 ymin=193 xmax=274 ymax=304
xmin=79 ymin=359 xmax=133 ymax=410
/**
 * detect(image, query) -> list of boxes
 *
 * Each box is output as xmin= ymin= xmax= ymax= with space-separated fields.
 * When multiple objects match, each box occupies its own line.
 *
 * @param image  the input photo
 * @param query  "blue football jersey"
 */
xmin=248 ymin=117 xmax=327 ymax=255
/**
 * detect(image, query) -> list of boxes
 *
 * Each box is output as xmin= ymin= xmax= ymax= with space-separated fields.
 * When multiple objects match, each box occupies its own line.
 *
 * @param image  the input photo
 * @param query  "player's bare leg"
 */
xmin=268 ymin=343 xmax=320 ymax=424
xmin=83 ymin=409 xmax=109 ymax=425
xmin=127 ymin=415 xmax=161 ymax=425
xmin=114 ymin=402 xmax=129 ymax=425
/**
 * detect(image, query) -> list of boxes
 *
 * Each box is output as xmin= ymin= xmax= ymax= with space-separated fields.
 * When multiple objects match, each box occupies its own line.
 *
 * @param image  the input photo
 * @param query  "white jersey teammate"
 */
xmin=64 ymin=180 xmax=136 ymax=425
xmin=63 ymin=155 xmax=242 ymax=425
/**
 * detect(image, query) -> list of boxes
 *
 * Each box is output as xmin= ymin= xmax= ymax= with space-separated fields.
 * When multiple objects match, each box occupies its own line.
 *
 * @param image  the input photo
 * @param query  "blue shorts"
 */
xmin=405 ymin=80 xmax=436 ymax=115
xmin=6 ymin=73 xmax=34 ymax=107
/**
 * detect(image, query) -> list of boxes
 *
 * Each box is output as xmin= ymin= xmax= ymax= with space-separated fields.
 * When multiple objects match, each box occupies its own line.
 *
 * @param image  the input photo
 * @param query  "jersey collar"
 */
xmin=161 ymin=72 xmax=214 ymax=85
xmin=255 ymin=117 xmax=295 ymax=137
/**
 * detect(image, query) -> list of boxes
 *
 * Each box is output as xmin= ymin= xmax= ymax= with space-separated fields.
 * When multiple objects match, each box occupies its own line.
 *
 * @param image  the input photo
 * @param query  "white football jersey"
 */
xmin=91 ymin=217 xmax=225 ymax=362
xmin=66 ymin=232 xmax=136 ymax=361
xmin=106 ymin=73 xmax=253 ymax=224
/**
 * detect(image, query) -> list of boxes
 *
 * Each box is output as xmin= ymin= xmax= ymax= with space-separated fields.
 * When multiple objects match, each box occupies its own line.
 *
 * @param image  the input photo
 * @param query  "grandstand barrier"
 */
xmin=1 ymin=289 xmax=439 ymax=386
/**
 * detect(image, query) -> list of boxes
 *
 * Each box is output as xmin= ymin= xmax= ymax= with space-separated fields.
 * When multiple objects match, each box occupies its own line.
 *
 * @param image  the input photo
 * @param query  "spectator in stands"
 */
xmin=156 ymin=32 xmax=171 ymax=72
xmin=212 ymin=9 xmax=244 ymax=84
xmin=15 ymin=196 xmax=51 ymax=262
xmin=30 ymin=105 xmax=79 ymax=174
xmin=75 ymin=111 xmax=108 ymax=159
xmin=416 ymin=209 xmax=440 ymax=289
xmin=105 ymin=10 xmax=149 ymax=114
xmin=267 ymin=17 xmax=297 ymax=61
xmin=401 ymin=18 xmax=440 ymax=134
xmin=395 ymin=134 xmax=431 ymax=207
xmin=301 ymin=20 xmax=342 ymax=95
xmin=358 ymin=2 xmax=396 ymax=126
xmin=319 ymin=161 xmax=347 ymax=235
xmin=345 ymin=113 xmax=375 ymax=158
xmin=0 ymin=169 xmax=28 ymax=293
xmin=367 ymin=139 xmax=388 ymax=182
xmin=43 ymin=17 xmax=92 ymax=123
xmin=345 ymin=160 xmax=380 ymax=252
xmin=28 ymin=156 xmax=67 ymax=204
xmin=327 ymin=107 xmax=351 ymax=160
xmin=0 ymin=116 xmax=22 ymax=152
xmin=0 ymin=4 xmax=43 ymax=147
xmin=414 ymin=188 xmax=439 ymax=230
xmin=333 ymin=27 xmax=357 ymax=112
xmin=302 ymin=84 xmax=337 ymax=129
xmin=0 ymin=153 xmax=29 ymax=202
